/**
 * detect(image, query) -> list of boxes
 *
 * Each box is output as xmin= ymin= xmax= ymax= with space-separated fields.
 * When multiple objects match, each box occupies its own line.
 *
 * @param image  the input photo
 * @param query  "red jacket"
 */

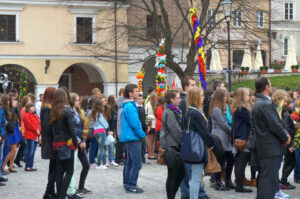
xmin=155 ymin=105 xmax=164 ymax=132
xmin=23 ymin=112 xmax=41 ymax=140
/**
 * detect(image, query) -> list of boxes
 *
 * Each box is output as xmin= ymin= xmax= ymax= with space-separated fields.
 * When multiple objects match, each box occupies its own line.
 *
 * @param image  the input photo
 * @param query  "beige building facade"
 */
xmin=0 ymin=0 xmax=129 ymax=97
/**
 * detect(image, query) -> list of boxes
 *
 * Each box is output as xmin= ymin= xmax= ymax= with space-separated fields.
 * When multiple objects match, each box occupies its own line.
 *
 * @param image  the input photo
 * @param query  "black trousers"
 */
xmin=234 ymin=151 xmax=250 ymax=189
xmin=56 ymin=151 xmax=74 ymax=199
xmin=15 ymin=137 xmax=26 ymax=163
xmin=257 ymin=156 xmax=281 ymax=199
xmin=78 ymin=149 xmax=90 ymax=190
xmin=215 ymin=151 xmax=234 ymax=182
xmin=115 ymin=136 xmax=125 ymax=163
xmin=281 ymin=150 xmax=296 ymax=183
xmin=166 ymin=163 xmax=185 ymax=199
xmin=45 ymin=159 xmax=57 ymax=195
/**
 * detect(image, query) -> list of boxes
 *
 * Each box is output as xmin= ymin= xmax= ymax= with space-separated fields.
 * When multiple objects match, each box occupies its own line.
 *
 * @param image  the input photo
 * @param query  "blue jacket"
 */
xmin=92 ymin=113 xmax=108 ymax=130
xmin=233 ymin=106 xmax=250 ymax=140
xmin=0 ymin=107 xmax=6 ymax=137
xmin=120 ymin=100 xmax=146 ymax=142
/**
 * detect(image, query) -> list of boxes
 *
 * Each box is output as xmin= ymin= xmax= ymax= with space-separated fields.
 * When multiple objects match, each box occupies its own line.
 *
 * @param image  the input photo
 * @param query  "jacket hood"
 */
xmin=117 ymin=96 xmax=124 ymax=108
xmin=122 ymin=99 xmax=135 ymax=108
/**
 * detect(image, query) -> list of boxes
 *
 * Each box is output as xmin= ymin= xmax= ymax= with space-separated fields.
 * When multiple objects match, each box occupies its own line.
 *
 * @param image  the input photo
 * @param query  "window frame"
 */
xmin=73 ymin=14 xmax=96 ymax=44
xmin=146 ymin=15 xmax=162 ymax=39
xmin=207 ymin=9 xmax=217 ymax=27
xmin=233 ymin=10 xmax=243 ymax=28
xmin=256 ymin=10 xmax=264 ymax=28
xmin=0 ymin=12 xmax=19 ymax=42
xmin=284 ymin=3 xmax=293 ymax=20
xmin=284 ymin=37 xmax=289 ymax=56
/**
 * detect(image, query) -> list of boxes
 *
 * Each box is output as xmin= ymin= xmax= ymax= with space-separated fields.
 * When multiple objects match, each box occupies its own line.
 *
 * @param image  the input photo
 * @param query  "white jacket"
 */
xmin=145 ymin=102 xmax=156 ymax=128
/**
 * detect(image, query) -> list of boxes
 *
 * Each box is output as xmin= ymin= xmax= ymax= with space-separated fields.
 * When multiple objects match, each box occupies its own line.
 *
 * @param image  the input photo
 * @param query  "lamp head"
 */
xmin=222 ymin=0 xmax=233 ymax=21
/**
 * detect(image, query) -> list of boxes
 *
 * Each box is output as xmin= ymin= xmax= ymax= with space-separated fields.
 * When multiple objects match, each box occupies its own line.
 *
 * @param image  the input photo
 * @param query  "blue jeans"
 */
xmin=180 ymin=163 xmax=207 ymax=198
xmin=0 ymin=142 xmax=4 ymax=178
xmin=295 ymin=148 xmax=300 ymax=181
xmin=25 ymin=140 xmax=37 ymax=169
xmin=124 ymin=141 xmax=142 ymax=189
xmin=108 ymin=144 xmax=115 ymax=162
xmin=190 ymin=164 xmax=204 ymax=199
xmin=89 ymin=137 xmax=98 ymax=164
xmin=95 ymin=132 xmax=106 ymax=165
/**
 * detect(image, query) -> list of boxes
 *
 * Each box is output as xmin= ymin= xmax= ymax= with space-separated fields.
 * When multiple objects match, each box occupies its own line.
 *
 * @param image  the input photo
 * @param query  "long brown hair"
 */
xmin=231 ymin=88 xmax=251 ymax=114
xmin=50 ymin=88 xmax=68 ymax=124
xmin=155 ymin=96 xmax=165 ymax=113
xmin=42 ymin=87 xmax=56 ymax=109
xmin=100 ymin=95 xmax=111 ymax=120
xmin=187 ymin=87 xmax=204 ymax=111
xmin=149 ymin=92 xmax=156 ymax=110
xmin=8 ymin=92 xmax=20 ymax=123
xmin=89 ymin=99 xmax=105 ymax=121
xmin=70 ymin=93 xmax=85 ymax=122
xmin=209 ymin=89 xmax=227 ymax=116
xmin=81 ymin=96 xmax=89 ymax=112
xmin=1 ymin=94 xmax=11 ymax=120
xmin=21 ymin=96 xmax=29 ymax=108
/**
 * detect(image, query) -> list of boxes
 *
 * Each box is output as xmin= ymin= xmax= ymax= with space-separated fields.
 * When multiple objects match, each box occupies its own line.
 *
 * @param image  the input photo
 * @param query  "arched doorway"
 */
xmin=0 ymin=64 xmax=37 ymax=94
xmin=142 ymin=56 xmax=156 ymax=97
xmin=58 ymin=63 xmax=104 ymax=96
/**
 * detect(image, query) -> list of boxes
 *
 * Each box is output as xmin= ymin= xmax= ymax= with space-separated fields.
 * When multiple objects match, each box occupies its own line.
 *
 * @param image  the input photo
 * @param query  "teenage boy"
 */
xmin=136 ymin=94 xmax=149 ymax=164
xmin=120 ymin=84 xmax=146 ymax=193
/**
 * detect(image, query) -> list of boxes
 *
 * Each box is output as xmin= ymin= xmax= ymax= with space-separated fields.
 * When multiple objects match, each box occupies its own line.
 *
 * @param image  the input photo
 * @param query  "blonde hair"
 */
xmin=271 ymin=90 xmax=289 ymax=105
xmin=187 ymin=87 xmax=204 ymax=111
xmin=231 ymin=88 xmax=251 ymax=114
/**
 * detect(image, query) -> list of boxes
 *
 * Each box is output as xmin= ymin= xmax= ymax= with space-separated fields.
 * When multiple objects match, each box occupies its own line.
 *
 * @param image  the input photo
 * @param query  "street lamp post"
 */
xmin=222 ymin=0 xmax=233 ymax=91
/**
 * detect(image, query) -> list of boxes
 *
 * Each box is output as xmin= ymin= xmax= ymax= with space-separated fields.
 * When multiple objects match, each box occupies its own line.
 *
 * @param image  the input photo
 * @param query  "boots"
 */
xmin=215 ymin=180 xmax=230 ymax=191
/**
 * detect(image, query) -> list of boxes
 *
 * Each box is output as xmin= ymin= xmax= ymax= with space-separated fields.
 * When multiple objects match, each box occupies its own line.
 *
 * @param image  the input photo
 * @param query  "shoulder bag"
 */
xmin=53 ymin=128 xmax=71 ymax=160
xmin=180 ymin=107 xmax=206 ymax=163
xmin=233 ymin=110 xmax=247 ymax=151
xmin=204 ymin=147 xmax=221 ymax=173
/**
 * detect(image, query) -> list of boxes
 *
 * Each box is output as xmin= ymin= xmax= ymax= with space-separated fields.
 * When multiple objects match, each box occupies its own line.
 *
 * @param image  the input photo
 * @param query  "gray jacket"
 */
xmin=160 ymin=107 xmax=182 ymax=149
xmin=211 ymin=107 xmax=232 ymax=151
xmin=116 ymin=96 xmax=124 ymax=139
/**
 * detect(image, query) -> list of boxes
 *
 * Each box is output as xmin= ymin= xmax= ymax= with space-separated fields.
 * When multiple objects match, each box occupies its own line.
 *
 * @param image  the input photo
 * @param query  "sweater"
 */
xmin=155 ymin=105 xmax=164 ymax=132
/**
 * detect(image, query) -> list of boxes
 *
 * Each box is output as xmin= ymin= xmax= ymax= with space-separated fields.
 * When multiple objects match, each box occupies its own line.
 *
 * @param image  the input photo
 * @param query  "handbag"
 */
xmin=57 ymin=145 xmax=71 ymax=160
xmin=180 ymin=109 xmax=206 ymax=163
xmin=6 ymin=120 xmax=15 ymax=135
xmin=211 ymin=134 xmax=225 ymax=155
xmin=204 ymin=147 xmax=221 ymax=173
xmin=157 ymin=148 xmax=166 ymax=165
xmin=234 ymin=139 xmax=247 ymax=151
xmin=164 ymin=146 xmax=181 ymax=168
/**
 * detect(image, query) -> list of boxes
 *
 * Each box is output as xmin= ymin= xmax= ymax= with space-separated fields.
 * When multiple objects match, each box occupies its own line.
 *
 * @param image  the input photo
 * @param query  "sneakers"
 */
xmin=280 ymin=181 xmax=296 ymax=190
xmin=275 ymin=190 xmax=290 ymax=199
xmin=109 ymin=161 xmax=119 ymax=167
xmin=96 ymin=165 xmax=108 ymax=170
xmin=125 ymin=187 xmax=144 ymax=194
xmin=215 ymin=181 xmax=230 ymax=191
xmin=90 ymin=163 xmax=97 ymax=169
xmin=77 ymin=188 xmax=92 ymax=194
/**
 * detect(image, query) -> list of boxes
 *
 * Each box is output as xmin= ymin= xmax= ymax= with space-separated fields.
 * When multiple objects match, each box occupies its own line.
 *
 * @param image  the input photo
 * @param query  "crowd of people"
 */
xmin=0 ymin=76 xmax=299 ymax=199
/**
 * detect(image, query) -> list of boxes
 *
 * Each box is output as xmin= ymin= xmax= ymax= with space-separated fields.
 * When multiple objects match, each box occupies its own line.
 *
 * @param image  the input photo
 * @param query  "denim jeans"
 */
xmin=95 ymin=132 xmax=106 ymax=165
xmin=25 ymin=140 xmax=38 ymax=169
xmin=108 ymin=143 xmax=115 ymax=162
xmin=190 ymin=163 xmax=204 ymax=199
xmin=180 ymin=163 xmax=207 ymax=198
xmin=295 ymin=148 xmax=300 ymax=181
xmin=89 ymin=137 xmax=98 ymax=164
xmin=0 ymin=142 xmax=4 ymax=178
xmin=124 ymin=141 xmax=142 ymax=189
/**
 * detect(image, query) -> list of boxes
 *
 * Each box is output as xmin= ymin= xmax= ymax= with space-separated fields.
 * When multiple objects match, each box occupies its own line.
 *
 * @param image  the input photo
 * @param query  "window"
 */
xmin=233 ymin=10 xmax=242 ymax=27
xmin=285 ymin=3 xmax=293 ymax=20
xmin=284 ymin=37 xmax=289 ymax=56
xmin=233 ymin=50 xmax=244 ymax=67
xmin=76 ymin=17 xmax=93 ymax=43
xmin=0 ymin=15 xmax=16 ymax=41
xmin=256 ymin=10 xmax=264 ymax=28
xmin=208 ymin=9 xmax=217 ymax=27
xmin=147 ymin=15 xmax=161 ymax=39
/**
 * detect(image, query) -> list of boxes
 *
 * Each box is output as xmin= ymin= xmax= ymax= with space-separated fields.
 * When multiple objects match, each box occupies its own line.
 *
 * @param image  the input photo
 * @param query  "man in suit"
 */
xmin=252 ymin=77 xmax=291 ymax=199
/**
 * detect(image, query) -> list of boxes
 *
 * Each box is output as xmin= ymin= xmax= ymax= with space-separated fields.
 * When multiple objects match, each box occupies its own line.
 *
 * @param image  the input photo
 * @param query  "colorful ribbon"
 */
xmin=155 ymin=39 xmax=167 ymax=96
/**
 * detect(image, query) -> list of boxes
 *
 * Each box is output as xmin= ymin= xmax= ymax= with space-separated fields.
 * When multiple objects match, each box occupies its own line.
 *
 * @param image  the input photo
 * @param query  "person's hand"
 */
xmin=283 ymin=134 xmax=291 ymax=146
xmin=37 ymin=130 xmax=40 ymax=135
xmin=80 ymin=142 xmax=86 ymax=149
xmin=0 ymin=136 xmax=2 ymax=142
xmin=289 ymin=147 xmax=294 ymax=153
xmin=146 ymin=127 xmax=150 ymax=134
xmin=107 ymin=131 xmax=114 ymax=135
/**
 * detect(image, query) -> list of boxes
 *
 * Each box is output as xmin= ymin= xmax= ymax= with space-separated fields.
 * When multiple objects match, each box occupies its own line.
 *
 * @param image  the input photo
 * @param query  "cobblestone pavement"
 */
xmin=1 ymin=147 xmax=300 ymax=199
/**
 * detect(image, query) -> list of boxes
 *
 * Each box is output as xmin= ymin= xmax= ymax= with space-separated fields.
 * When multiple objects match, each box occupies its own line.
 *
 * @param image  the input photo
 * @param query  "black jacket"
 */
xmin=137 ymin=105 xmax=147 ymax=132
xmin=51 ymin=106 xmax=78 ymax=148
xmin=179 ymin=92 xmax=187 ymax=117
xmin=233 ymin=106 xmax=251 ymax=140
xmin=184 ymin=105 xmax=215 ymax=149
xmin=252 ymin=94 xmax=288 ymax=159
xmin=282 ymin=111 xmax=296 ymax=148
xmin=40 ymin=106 xmax=55 ymax=159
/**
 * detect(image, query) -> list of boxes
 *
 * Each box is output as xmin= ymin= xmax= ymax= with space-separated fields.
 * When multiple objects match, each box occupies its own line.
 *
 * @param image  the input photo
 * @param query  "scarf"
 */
xmin=167 ymin=104 xmax=182 ymax=117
